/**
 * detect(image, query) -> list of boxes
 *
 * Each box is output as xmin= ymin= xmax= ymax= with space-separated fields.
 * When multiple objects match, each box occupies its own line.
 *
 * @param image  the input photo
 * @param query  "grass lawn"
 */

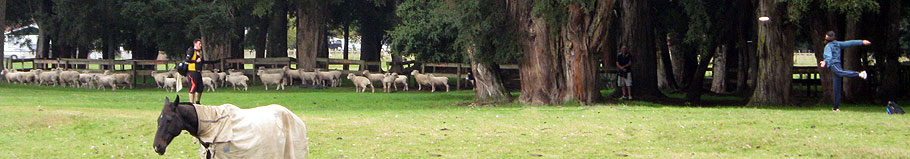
xmin=1 ymin=83 xmax=909 ymax=158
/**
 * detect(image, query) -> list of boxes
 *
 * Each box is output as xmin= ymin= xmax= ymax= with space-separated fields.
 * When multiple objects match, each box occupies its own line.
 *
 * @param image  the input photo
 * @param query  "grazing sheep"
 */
xmin=298 ymin=69 xmax=318 ymax=85
xmin=394 ymin=75 xmax=409 ymax=91
xmin=258 ymin=66 xmax=288 ymax=74
xmin=216 ymin=72 xmax=227 ymax=87
xmin=410 ymin=70 xmax=430 ymax=91
xmin=257 ymin=70 xmax=286 ymax=90
xmin=226 ymin=74 xmax=249 ymax=91
xmin=93 ymin=75 xmax=118 ymax=91
xmin=327 ymin=70 xmax=343 ymax=87
xmin=381 ymin=73 xmax=397 ymax=93
xmin=347 ymin=73 xmax=374 ymax=93
xmin=151 ymin=71 xmax=170 ymax=88
xmin=202 ymin=77 xmax=217 ymax=92
xmin=227 ymin=69 xmax=244 ymax=75
xmin=103 ymin=70 xmax=132 ymax=89
xmin=362 ymin=70 xmax=385 ymax=84
xmin=2 ymin=69 xmax=20 ymax=84
xmin=58 ymin=70 xmax=80 ymax=88
xmin=163 ymin=78 xmax=178 ymax=92
xmin=427 ymin=74 xmax=450 ymax=92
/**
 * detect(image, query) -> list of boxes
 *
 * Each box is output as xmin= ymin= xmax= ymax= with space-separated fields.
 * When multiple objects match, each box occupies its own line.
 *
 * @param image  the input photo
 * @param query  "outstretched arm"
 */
xmin=837 ymin=40 xmax=869 ymax=48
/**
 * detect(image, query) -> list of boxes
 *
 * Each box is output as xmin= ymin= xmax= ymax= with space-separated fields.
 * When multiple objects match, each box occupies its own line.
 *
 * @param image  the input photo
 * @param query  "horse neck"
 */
xmin=176 ymin=103 xmax=200 ymax=138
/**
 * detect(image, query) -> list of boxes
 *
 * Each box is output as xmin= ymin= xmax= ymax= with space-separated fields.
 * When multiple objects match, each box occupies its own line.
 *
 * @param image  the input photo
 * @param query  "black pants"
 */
xmin=187 ymin=71 xmax=204 ymax=93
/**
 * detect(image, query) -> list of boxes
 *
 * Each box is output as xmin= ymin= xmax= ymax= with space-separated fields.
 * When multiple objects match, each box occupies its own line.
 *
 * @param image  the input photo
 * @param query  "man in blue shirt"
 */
xmin=615 ymin=45 xmax=633 ymax=100
xmin=818 ymin=31 xmax=871 ymax=112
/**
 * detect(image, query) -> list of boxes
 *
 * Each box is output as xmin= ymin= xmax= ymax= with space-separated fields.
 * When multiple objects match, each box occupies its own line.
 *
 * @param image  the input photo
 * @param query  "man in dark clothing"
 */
xmin=615 ymin=45 xmax=633 ymax=100
xmin=819 ymin=31 xmax=871 ymax=112
xmin=186 ymin=39 xmax=205 ymax=104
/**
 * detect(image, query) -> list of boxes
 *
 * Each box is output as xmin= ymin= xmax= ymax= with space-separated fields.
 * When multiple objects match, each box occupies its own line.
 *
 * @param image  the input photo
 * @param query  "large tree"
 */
xmin=621 ymin=0 xmax=662 ymax=100
xmin=296 ymin=0 xmax=329 ymax=70
xmin=749 ymin=0 xmax=796 ymax=106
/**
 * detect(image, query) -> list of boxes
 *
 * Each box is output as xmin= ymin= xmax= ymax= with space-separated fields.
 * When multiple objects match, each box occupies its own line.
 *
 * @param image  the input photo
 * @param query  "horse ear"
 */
xmin=165 ymin=97 xmax=170 ymax=104
xmin=174 ymin=95 xmax=180 ymax=104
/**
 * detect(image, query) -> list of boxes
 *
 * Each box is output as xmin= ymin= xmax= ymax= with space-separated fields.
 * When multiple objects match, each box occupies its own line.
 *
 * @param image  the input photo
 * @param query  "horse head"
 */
xmin=154 ymin=96 xmax=187 ymax=155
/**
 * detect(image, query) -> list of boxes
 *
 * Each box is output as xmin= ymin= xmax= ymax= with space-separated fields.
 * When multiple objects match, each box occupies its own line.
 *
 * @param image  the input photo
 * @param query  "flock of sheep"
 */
xmin=2 ymin=68 xmax=133 ymax=90
xmin=2 ymin=66 xmax=452 ymax=93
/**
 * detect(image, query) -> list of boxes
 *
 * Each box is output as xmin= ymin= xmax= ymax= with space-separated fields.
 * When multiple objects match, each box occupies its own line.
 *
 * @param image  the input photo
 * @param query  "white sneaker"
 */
xmin=628 ymin=96 xmax=633 ymax=100
xmin=859 ymin=71 xmax=868 ymax=79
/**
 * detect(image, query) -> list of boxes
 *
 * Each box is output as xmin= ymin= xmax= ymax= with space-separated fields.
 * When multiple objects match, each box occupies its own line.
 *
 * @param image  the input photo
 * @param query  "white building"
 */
xmin=4 ymin=24 xmax=38 ymax=59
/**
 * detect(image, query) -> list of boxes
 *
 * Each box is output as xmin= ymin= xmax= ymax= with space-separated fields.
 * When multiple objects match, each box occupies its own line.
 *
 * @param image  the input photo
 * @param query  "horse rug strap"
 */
xmin=195 ymin=104 xmax=310 ymax=159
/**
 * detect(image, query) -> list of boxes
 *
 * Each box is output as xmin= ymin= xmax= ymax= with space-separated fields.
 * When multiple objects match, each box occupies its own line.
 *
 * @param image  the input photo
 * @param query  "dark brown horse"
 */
xmin=154 ymin=96 xmax=309 ymax=158
xmin=153 ymin=96 xmax=205 ymax=156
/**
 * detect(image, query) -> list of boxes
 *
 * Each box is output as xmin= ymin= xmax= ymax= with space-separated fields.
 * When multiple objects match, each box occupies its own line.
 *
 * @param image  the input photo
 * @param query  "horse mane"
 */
xmin=173 ymin=102 xmax=201 ymax=137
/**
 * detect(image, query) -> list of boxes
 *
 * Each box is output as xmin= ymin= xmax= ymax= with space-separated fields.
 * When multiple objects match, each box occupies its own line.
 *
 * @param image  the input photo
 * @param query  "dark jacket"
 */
xmin=186 ymin=48 xmax=203 ymax=71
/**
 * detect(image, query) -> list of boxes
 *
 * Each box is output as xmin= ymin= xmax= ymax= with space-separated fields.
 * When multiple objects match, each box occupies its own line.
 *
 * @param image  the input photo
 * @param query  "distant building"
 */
xmin=4 ymin=24 xmax=38 ymax=59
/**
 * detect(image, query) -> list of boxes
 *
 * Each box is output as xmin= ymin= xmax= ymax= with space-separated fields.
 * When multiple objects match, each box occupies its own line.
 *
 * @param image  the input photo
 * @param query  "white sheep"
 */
xmin=216 ymin=72 xmax=227 ymax=87
xmin=58 ymin=70 xmax=80 ymax=88
xmin=151 ymin=71 xmax=170 ymax=88
xmin=427 ymin=74 xmax=450 ymax=92
xmin=257 ymin=69 xmax=286 ymax=90
xmin=78 ymin=73 xmax=99 ymax=88
xmin=226 ymin=74 xmax=249 ymax=91
xmin=202 ymin=72 xmax=221 ymax=88
xmin=347 ymin=73 xmax=374 ymax=93
xmin=202 ymin=77 xmax=216 ymax=92
xmin=362 ymin=70 xmax=385 ymax=84
xmin=285 ymin=68 xmax=302 ymax=85
xmin=314 ymin=68 xmax=338 ymax=87
xmin=297 ymin=69 xmax=318 ymax=86
xmin=381 ymin=73 xmax=397 ymax=93
xmin=163 ymin=78 xmax=178 ymax=92
xmin=93 ymin=75 xmax=118 ymax=91
xmin=410 ymin=70 xmax=430 ymax=91
xmin=394 ymin=75 xmax=409 ymax=91
xmin=18 ymin=70 xmax=37 ymax=85
xmin=35 ymin=69 xmax=60 ymax=86
xmin=2 ymin=69 xmax=20 ymax=84
xmin=103 ymin=70 xmax=132 ymax=89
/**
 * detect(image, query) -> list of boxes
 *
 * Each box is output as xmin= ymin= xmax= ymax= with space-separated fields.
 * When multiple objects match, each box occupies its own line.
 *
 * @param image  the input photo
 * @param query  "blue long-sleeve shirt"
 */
xmin=823 ymin=40 xmax=863 ymax=67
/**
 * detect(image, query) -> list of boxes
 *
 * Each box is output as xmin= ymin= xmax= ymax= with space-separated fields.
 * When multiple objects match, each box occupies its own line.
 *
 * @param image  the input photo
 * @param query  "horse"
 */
xmin=154 ymin=96 xmax=309 ymax=159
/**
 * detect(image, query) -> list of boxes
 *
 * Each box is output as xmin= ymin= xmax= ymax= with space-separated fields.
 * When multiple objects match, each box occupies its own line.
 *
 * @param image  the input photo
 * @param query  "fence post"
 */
xmin=131 ymin=61 xmax=137 ymax=88
xmin=456 ymin=63 xmax=461 ymax=90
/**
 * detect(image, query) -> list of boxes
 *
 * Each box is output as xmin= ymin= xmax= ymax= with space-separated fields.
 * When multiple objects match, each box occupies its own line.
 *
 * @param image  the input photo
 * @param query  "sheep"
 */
xmin=314 ymin=68 xmax=338 ymax=87
xmin=35 ymin=69 xmax=61 ymax=86
xmin=258 ymin=66 xmax=288 ymax=74
xmin=285 ymin=68 xmax=302 ymax=85
xmin=78 ymin=73 xmax=99 ymax=88
xmin=216 ymin=72 xmax=227 ymax=87
xmin=2 ymin=69 xmax=20 ymax=84
xmin=58 ymin=70 xmax=81 ymax=88
xmin=381 ymin=73 xmax=397 ymax=93
xmin=347 ymin=73 xmax=374 ymax=93
xmin=151 ymin=71 xmax=170 ymax=88
xmin=410 ymin=70 xmax=430 ymax=91
xmin=427 ymin=74 xmax=450 ymax=92
xmin=202 ymin=77 xmax=216 ymax=92
xmin=103 ymin=70 xmax=132 ymax=89
xmin=362 ymin=70 xmax=385 ymax=84
xmin=257 ymin=69 xmax=286 ymax=90
xmin=163 ymin=78 xmax=178 ymax=92
xmin=18 ymin=70 xmax=37 ymax=85
xmin=394 ymin=75 xmax=409 ymax=91
xmin=202 ymin=72 xmax=221 ymax=88
xmin=226 ymin=74 xmax=249 ymax=91
xmin=297 ymin=69 xmax=318 ymax=86
xmin=93 ymin=75 xmax=118 ymax=91
xmin=227 ymin=69 xmax=244 ymax=75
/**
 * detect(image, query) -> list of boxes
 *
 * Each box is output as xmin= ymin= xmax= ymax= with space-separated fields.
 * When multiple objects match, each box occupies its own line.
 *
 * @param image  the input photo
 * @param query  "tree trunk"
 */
xmin=0 ymin=0 xmax=6 ymax=69
xmin=359 ymin=27 xmax=383 ymax=72
xmin=231 ymin=27 xmax=245 ymax=59
xmin=267 ymin=0 xmax=288 ymax=58
xmin=563 ymin=1 xmax=614 ymax=105
xmin=807 ymin=10 xmax=838 ymax=104
xmin=507 ymin=0 xmax=566 ymax=105
xmin=841 ymin=20 xmax=866 ymax=102
xmin=711 ymin=45 xmax=727 ymax=93
xmin=686 ymin=45 xmax=717 ymax=103
xmin=342 ymin=23 xmax=349 ymax=70
xmin=748 ymin=0 xmax=794 ymax=106
xmin=468 ymin=45 xmax=512 ymax=104
xmin=253 ymin=16 xmax=268 ymax=59
xmin=296 ymin=0 xmax=327 ymax=71
xmin=622 ymin=0 xmax=662 ymax=99
xmin=875 ymin=0 xmax=903 ymax=102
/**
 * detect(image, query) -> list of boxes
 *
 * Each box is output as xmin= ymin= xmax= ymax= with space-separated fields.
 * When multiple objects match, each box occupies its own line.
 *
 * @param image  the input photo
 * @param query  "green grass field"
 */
xmin=1 ymin=83 xmax=908 ymax=158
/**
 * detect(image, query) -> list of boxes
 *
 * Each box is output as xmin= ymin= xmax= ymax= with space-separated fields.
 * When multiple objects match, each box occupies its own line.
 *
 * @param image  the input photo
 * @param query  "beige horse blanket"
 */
xmin=194 ymin=104 xmax=308 ymax=159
